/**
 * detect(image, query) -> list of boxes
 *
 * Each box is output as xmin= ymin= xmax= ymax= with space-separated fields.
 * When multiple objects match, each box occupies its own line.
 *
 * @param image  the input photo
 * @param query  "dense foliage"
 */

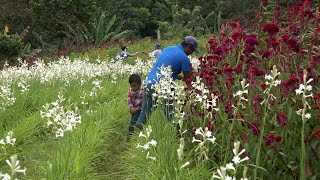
xmin=0 ymin=0 xmax=302 ymax=55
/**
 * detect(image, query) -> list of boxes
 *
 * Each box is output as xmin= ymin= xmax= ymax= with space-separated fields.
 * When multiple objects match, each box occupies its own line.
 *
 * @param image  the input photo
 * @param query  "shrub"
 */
xmin=0 ymin=33 xmax=24 ymax=62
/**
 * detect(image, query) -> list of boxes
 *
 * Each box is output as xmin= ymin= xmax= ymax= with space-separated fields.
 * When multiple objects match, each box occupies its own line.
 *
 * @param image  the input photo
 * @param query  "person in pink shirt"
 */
xmin=127 ymin=74 xmax=143 ymax=140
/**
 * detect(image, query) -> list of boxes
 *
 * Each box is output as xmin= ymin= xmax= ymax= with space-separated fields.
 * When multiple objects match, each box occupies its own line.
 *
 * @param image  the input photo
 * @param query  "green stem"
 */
xmin=300 ymin=101 xmax=307 ymax=180
xmin=300 ymin=119 xmax=306 ymax=180
xmin=254 ymin=95 xmax=269 ymax=180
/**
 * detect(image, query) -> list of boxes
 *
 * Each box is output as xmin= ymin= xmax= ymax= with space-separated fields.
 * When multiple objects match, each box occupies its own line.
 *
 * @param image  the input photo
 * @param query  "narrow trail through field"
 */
xmin=100 ymin=121 xmax=130 ymax=179
xmin=96 ymin=95 xmax=134 ymax=180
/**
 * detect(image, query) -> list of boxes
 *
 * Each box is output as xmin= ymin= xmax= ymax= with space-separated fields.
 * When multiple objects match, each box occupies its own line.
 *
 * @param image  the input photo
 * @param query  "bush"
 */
xmin=29 ymin=0 xmax=97 ymax=47
xmin=0 ymin=34 xmax=24 ymax=62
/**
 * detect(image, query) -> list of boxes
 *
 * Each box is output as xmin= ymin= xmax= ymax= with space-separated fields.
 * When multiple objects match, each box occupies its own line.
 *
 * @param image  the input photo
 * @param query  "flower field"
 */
xmin=1 ymin=1 xmax=320 ymax=179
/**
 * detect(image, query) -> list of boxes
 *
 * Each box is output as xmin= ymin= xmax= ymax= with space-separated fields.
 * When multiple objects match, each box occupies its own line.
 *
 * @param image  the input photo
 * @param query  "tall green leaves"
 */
xmin=66 ymin=10 xmax=130 ymax=45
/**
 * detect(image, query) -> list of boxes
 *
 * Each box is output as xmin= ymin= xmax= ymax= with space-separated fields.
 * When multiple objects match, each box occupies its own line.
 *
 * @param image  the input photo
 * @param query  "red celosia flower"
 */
xmin=268 ymin=40 xmax=280 ymax=49
xmin=228 ymin=21 xmax=240 ymax=28
xmin=250 ymin=67 xmax=265 ymax=76
xmin=263 ymin=23 xmax=280 ymax=36
xmin=303 ymin=10 xmax=315 ymax=19
xmin=265 ymin=132 xmax=282 ymax=146
xmin=311 ymin=128 xmax=320 ymax=142
xmin=277 ymin=112 xmax=288 ymax=126
xmin=225 ymin=103 xmax=232 ymax=113
xmin=262 ymin=50 xmax=273 ymax=59
xmin=254 ymin=94 xmax=263 ymax=102
xmin=250 ymin=122 xmax=260 ymax=135
xmin=260 ymin=82 xmax=267 ymax=89
xmin=245 ymin=35 xmax=259 ymax=46
xmin=261 ymin=0 xmax=268 ymax=7
xmin=314 ymin=92 xmax=320 ymax=100
xmin=287 ymin=37 xmax=300 ymax=53
xmin=235 ymin=63 xmax=243 ymax=74
xmin=281 ymin=34 xmax=289 ymax=43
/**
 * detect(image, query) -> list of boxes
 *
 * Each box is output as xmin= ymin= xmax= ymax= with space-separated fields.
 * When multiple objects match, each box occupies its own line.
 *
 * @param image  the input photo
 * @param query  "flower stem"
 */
xmin=254 ymin=94 xmax=269 ymax=179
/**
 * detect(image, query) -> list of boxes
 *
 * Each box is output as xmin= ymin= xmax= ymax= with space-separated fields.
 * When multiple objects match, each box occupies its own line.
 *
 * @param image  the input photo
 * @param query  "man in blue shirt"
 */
xmin=135 ymin=36 xmax=199 ymax=130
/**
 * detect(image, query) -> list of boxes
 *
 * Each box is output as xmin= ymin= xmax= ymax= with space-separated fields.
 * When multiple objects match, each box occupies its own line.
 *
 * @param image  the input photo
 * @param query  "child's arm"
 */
xmin=127 ymin=90 xmax=134 ymax=112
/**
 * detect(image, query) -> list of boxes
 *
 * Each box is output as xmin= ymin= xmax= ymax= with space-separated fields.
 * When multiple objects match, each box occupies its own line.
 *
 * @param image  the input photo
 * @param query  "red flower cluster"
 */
xmin=263 ymin=23 xmax=280 ymax=36
xmin=265 ymin=132 xmax=282 ymax=146
xmin=277 ymin=112 xmax=288 ymax=126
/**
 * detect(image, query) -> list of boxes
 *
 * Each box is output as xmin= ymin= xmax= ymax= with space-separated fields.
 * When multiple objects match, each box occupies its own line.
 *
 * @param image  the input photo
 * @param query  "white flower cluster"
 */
xmin=234 ymin=79 xmax=249 ymax=108
xmin=152 ymin=65 xmax=176 ymax=102
xmin=191 ymin=76 xmax=219 ymax=115
xmin=212 ymin=141 xmax=249 ymax=180
xmin=90 ymin=79 xmax=103 ymax=97
xmin=192 ymin=127 xmax=216 ymax=161
xmin=136 ymin=125 xmax=157 ymax=161
xmin=0 ymin=57 xmax=153 ymax=86
xmin=0 ymin=84 xmax=16 ymax=110
xmin=0 ymin=131 xmax=16 ymax=147
xmin=295 ymin=71 xmax=313 ymax=121
xmin=17 ymin=81 xmax=30 ymax=93
xmin=0 ymin=155 xmax=26 ymax=180
xmin=264 ymin=65 xmax=281 ymax=93
xmin=40 ymin=92 xmax=81 ymax=138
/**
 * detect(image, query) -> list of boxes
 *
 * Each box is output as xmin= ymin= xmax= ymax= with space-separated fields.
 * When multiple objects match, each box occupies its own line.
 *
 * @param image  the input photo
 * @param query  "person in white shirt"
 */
xmin=148 ymin=43 xmax=162 ymax=59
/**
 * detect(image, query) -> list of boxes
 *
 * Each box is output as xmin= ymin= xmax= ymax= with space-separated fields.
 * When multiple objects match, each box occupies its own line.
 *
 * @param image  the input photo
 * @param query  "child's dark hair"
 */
xmin=121 ymin=46 xmax=127 ymax=51
xmin=129 ymin=74 xmax=141 ymax=84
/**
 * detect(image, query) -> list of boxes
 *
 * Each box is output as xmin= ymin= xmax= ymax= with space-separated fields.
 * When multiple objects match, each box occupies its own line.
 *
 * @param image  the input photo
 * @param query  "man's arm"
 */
xmin=176 ymin=71 xmax=192 ymax=81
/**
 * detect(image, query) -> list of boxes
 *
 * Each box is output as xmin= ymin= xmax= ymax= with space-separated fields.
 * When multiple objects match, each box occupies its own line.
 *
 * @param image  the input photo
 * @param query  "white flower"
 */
xmin=180 ymin=161 xmax=190 ymax=169
xmin=305 ymin=113 xmax=311 ymax=119
xmin=273 ymin=80 xmax=281 ymax=87
xmin=146 ymin=151 xmax=156 ymax=161
xmin=5 ymin=155 xmax=27 ymax=176
xmin=232 ymin=155 xmax=249 ymax=164
xmin=148 ymin=139 xmax=157 ymax=147
xmin=138 ymin=131 xmax=147 ymax=138
xmin=264 ymin=74 xmax=273 ymax=80
xmin=143 ymin=143 xmax=150 ymax=150
xmin=295 ymin=88 xmax=303 ymax=95
xmin=225 ymin=163 xmax=235 ymax=171
xmin=0 ymin=172 xmax=10 ymax=180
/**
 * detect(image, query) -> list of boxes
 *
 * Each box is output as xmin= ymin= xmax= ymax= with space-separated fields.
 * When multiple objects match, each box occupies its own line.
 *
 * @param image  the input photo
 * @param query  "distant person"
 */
xmin=116 ymin=46 xmax=137 ymax=61
xmin=135 ymin=36 xmax=199 ymax=130
xmin=127 ymin=74 xmax=144 ymax=140
xmin=148 ymin=43 xmax=162 ymax=59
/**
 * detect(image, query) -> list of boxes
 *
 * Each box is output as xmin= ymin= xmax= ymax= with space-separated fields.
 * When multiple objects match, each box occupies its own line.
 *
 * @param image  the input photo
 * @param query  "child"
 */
xmin=127 ymin=74 xmax=143 ymax=140
xmin=116 ymin=46 xmax=137 ymax=61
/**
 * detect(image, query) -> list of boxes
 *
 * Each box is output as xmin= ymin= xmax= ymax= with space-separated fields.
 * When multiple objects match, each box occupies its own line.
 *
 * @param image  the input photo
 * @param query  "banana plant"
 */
xmin=65 ymin=9 xmax=130 ymax=46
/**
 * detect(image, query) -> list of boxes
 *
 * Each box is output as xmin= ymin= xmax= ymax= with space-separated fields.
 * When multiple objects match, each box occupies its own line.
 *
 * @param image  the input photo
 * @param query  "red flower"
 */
xmin=281 ymin=34 xmax=289 ymax=43
xmin=227 ymin=21 xmax=240 ymax=28
xmin=260 ymin=82 xmax=267 ymax=89
xmin=250 ymin=122 xmax=260 ymax=136
xmin=311 ymin=128 xmax=320 ymax=142
xmin=225 ymin=103 xmax=232 ymax=113
xmin=277 ymin=112 xmax=288 ymax=126
xmin=263 ymin=23 xmax=280 ymax=36
xmin=287 ymin=37 xmax=300 ymax=53
xmin=265 ymin=132 xmax=282 ymax=146
xmin=268 ymin=40 xmax=280 ymax=49
xmin=262 ymin=50 xmax=273 ymax=59
xmin=250 ymin=67 xmax=265 ymax=76
xmin=245 ymin=35 xmax=259 ymax=46
xmin=261 ymin=0 xmax=268 ymax=7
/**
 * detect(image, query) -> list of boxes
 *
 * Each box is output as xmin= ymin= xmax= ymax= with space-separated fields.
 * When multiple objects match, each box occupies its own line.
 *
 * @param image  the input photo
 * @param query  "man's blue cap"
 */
xmin=184 ymin=36 xmax=199 ymax=53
